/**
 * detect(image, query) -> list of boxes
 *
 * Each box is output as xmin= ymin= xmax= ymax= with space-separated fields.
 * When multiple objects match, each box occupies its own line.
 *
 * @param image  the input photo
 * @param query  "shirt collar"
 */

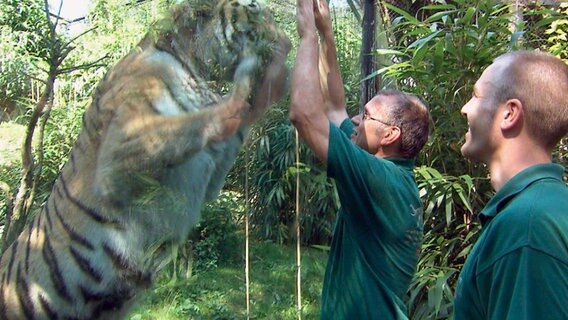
xmin=386 ymin=157 xmax=416 ymax=171
xmin=478 ymin=163 xmax=565 ymax=226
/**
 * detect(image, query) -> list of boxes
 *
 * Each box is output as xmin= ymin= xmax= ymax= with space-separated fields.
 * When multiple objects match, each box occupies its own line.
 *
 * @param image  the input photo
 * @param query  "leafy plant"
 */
xmin=228 ymin=104 xmax=339 ymax=246
xmin=0 ymin=0 xmax=51 ymax=61
xmin=0 ymin=28 xmax=34 ymax=120
xmin=37 ymin=101 xmax=87 ymax=190
xmin=331 ymin=6 xmax=362 ymax=112
xmin=189 ymin=192 xmax=244 ymax=273
xmin=378 ymin=0 xmax=524 ymax=176
xmin=408 ymin=166 xmax=482 ymax=320
xmin=545 ymin=2 xmax=568 ymax=62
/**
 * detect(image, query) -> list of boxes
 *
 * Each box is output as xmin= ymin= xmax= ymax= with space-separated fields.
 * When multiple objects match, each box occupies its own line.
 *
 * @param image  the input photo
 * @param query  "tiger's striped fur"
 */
xmin=0 ymin=0 xmax=289 ymax=319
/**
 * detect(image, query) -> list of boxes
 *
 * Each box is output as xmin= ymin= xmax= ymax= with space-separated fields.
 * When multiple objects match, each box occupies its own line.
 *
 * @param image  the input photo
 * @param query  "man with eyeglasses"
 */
xmin=290 ymin=0 xmax=430 ymax=318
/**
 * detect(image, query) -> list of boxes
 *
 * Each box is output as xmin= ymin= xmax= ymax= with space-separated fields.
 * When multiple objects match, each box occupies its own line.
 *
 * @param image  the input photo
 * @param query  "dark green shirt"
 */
xmin=454 ymin=163 xmax=568 ymax=320
xmin=321 ymin=120 xmax=423 ymax=319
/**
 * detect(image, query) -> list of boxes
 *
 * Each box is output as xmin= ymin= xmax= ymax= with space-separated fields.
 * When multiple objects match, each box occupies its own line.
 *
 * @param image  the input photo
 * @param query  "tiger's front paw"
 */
xmin=232 ymin=55 xmax=259 ymax=100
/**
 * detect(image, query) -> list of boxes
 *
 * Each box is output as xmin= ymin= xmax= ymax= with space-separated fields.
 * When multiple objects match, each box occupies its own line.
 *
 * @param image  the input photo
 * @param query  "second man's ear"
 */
xmin=501 ymin=98 xmax=524 ymax=131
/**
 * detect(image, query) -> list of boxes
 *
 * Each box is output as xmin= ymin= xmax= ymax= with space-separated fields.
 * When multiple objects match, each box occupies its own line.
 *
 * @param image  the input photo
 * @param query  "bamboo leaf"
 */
xmin=384 ymin=3 xmax=420 ymax=25
xmin=408 ymin=30 xmax=443 ymax=49
xmin=459 ymin=7 xmax=476 ymax=25
xmin=375 ymin=49 xmax=405 ymax=56
xmin=425 ymin=10 xmax=458 ymax=23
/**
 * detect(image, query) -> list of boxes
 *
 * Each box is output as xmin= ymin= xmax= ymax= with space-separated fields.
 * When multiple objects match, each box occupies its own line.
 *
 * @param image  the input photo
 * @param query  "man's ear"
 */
xmin=501 ymin=98 xmax=524 ymax=131
xmin=381 ymin=126 xmax=401 ymax=146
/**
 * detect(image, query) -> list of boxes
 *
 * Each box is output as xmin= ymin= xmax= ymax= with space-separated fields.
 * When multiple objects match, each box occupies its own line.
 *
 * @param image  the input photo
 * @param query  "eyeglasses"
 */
xmin=361 ymin=111 xmax=393 ymax=126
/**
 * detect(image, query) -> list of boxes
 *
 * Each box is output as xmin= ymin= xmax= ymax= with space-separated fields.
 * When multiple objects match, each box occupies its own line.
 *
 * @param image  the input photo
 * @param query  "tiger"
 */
xmin=0 ymin=0 xmax=290 ymax=318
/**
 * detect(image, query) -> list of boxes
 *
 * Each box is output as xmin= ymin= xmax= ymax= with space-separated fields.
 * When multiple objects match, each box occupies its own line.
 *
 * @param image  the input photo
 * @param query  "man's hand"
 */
xmin=313 ymin=0 xmax=347 ymax=125
xmin=314 ymin=0 xmax=333 ymax=37
xmin=296 ymin=0 xmax=318 ymax=39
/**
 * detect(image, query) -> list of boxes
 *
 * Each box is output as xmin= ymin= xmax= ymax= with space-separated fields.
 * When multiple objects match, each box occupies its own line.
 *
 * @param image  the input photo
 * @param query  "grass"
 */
xmin=0 ymin=122 xmax=25 ymax=165
xmin=129 ymin=241 xmax=328 ymax=320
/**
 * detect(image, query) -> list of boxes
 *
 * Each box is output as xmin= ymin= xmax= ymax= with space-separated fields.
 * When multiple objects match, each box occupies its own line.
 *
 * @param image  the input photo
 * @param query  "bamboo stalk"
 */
xmin=295 ymin=128 xmax=302 ymax=320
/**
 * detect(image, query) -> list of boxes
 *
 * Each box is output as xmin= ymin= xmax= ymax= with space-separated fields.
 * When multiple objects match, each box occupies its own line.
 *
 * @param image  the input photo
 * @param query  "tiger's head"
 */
xmin=150 ymin=0 xmax=289 ymax=84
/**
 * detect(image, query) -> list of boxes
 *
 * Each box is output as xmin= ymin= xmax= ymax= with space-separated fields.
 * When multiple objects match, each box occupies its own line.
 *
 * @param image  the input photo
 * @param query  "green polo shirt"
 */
xmin=454 ymin=163 xmax=568 ymax=320
xmin=321 ymin=120 xmax=423 ymax=319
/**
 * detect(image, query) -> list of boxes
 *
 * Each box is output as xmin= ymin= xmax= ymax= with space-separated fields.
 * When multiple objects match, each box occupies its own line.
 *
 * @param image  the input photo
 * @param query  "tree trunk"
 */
xmin=360 ymin=0 xmax=378 ymax=110
xmin=1 ymin=75 xmax=55 ymax=253
xmin=0 ymin=0 xmax=96 ymax=253
xmin=375 ymin=0 xmax=395 ymax=88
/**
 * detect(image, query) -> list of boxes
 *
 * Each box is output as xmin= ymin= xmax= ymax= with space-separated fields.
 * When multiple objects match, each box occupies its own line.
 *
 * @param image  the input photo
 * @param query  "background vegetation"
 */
xmin=0 ymin=0 xmax=566 ymax=319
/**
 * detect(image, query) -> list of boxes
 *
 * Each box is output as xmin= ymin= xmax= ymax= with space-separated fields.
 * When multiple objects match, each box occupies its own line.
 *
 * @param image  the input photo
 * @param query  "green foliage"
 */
xmin=330 ymin=7 xmax=361 ymax=111
xmin=0 ymin=0 xmax=51 ymax=60
xmin=379 ymin=0 xmax=525 ymax=175
xmin=0 ymin=122 xmax=26 ymax=165
xmin=86 ymin=0 xmax=169 ymax=60
xmin=63 ymin=0 xmax=172 ymax=101
xmin=38 ymin=102 xmax=86 ymax=189
xmin=0 ymin=28 xmax=33 ymax=119
xmin=545 ymin=2 xmax=568 ymax=62
xmin=0 ymin=123 xmax=24 ymax=229
xmin=228 ymin=105 xmax=339 ymax=246
xmin=409 ymin=166 xmax=482 ymax=319
xmin=417 ymin=166 xmax=476 ymax=227
xmin=188 ymin=192 xmax=244 ymax=273
xmin=131 ymin=241 xmax=327 ymax=320
xmin=0 ymin=160 xmax=20 ymax=220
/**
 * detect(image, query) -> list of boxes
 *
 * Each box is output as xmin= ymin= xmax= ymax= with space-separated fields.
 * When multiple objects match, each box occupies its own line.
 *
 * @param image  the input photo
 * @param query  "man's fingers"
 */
xmin=297 ymin=0 xmax=315 ymax=19
xmin=296 ymin=0 xmax=318 ymax=38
